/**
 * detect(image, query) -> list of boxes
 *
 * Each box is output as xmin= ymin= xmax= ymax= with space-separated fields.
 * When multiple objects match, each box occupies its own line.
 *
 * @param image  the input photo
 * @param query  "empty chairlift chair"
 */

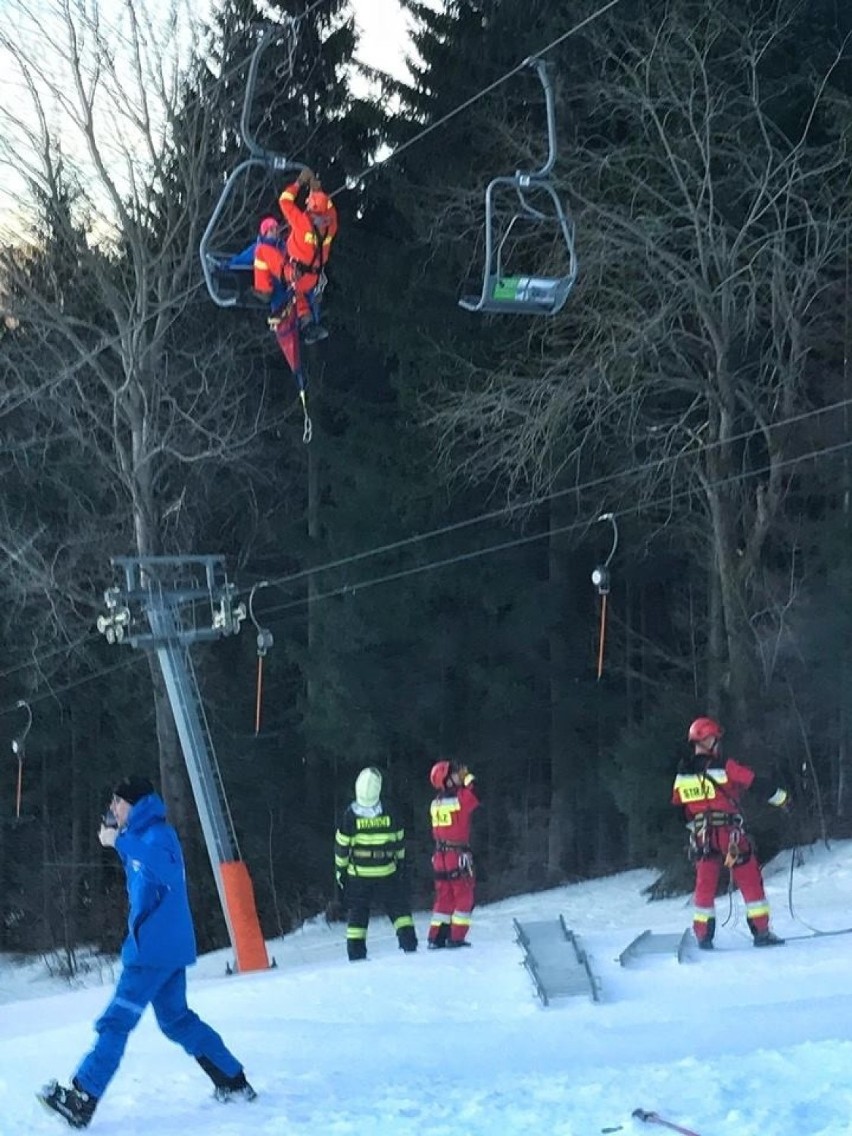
xmin=459 ymin=58 xmax=577 ymax=317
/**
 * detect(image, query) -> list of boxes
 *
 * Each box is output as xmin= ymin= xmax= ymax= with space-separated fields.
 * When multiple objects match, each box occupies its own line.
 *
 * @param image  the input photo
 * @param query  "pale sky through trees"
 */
xmin=353 ymin=0 xmax=412 ymax=77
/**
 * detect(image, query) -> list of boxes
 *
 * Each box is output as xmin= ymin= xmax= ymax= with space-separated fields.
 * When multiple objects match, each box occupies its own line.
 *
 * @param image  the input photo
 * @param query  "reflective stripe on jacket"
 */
xmin=335 ymin=801 xmax=406 ymax=880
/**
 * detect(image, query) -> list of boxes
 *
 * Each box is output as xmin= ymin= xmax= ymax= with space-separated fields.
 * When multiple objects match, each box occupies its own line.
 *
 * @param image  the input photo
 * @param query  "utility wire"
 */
xmin=0 ymin=652 xmax=145 ymax=719
xmin=0 ymin=426 xmax=849 ymax=722
xmin=3 ymin=422 xmax=849 ymax=722
xmin=241 ymin=394 xmax=852 ymax=600
xmin=258 ymin=435 xmax=852 ymax=619
xmin=331 ymin=0 xmax=624 ymax=197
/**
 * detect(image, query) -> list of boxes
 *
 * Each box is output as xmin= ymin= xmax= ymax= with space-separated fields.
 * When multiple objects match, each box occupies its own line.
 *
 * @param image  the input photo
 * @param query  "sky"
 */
xmin=353 ymin=0 xmax=414 ymax=78
xmin=2 ymin=838 xmax=852 ymax=1135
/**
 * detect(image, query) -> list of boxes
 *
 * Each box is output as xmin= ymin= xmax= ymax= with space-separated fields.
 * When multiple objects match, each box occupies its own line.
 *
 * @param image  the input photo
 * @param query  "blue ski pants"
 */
xmin=74 ymin=965 xmax=241 ymax=1099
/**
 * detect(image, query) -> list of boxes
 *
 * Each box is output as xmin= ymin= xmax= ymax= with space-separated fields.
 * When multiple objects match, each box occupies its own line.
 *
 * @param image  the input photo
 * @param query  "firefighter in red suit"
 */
xmin=428 ymin=760 xmax=480 ymax=949
xmin=672 ymin=717 xmax=790 ymax=950
xmin=278 ymin=168 xmax=338 ymax=342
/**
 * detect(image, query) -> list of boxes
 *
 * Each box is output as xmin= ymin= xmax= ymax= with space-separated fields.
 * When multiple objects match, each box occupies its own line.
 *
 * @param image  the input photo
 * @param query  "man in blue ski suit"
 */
xmin=39 ymin=776 xmax=255 ymax=1129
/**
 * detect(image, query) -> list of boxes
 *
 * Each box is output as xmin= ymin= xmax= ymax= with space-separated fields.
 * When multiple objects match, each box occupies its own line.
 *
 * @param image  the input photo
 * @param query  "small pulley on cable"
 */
xmin=249 ymin=584 xmax=274 ymax=736
xmin=592 ymin=513 xmax=618 ymax=680
xmin=10 ymin=699 xmax=32 ymax=821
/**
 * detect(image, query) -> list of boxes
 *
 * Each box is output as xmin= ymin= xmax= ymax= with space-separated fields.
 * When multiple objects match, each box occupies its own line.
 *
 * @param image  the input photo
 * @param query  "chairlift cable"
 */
xmin=330 ymin=0 xmax=624 ymax=199
xmin=0 ymin=430 xmax=850 ymax=726
xmin=236 ymin=396 xmax=852 ymax=605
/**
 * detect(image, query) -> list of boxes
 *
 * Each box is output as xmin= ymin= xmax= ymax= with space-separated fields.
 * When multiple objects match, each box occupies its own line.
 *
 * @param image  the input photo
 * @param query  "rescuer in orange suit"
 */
xmin=672 ymin=716 xmax=790 ymax=950
xmin=252 ymin=216 xmax=290 ymax=315
xmin=277 ymin=167 xmax=338 ymax=343
xmin=428 ymin=760 xmax=480 ymax=949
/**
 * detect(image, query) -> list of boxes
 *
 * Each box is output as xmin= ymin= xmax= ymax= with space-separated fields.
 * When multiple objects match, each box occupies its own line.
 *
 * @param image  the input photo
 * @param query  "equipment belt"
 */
xmin=691 ymin=811 xmax=743 ymax=828
xmin=435 ymin=841 xmax=471 ymax=852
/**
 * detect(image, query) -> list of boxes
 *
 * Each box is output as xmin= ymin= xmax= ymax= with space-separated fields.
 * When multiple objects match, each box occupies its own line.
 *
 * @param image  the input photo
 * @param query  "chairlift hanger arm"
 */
xmin=11 ymin=699 xmax=32 ymax=756
xmin=519 ymin=57 xmax=558 ymax=181
xmin=241 ymin=21 xmax=301 ymax=162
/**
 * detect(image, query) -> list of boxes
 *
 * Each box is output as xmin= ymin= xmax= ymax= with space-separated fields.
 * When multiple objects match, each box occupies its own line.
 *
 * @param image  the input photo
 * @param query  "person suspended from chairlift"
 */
xmin=276 ymin=167 xmax=338 ymax=344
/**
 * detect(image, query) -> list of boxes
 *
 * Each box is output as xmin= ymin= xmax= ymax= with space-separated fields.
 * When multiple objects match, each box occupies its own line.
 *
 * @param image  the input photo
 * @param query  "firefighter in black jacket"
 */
xmin=334 ymin=767 xmax=418 ymax=961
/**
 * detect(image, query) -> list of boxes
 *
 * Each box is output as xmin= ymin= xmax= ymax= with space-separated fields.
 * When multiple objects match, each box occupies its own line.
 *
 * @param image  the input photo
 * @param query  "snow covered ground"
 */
xmin=3 ymin=840 xmax=852 ymax=1136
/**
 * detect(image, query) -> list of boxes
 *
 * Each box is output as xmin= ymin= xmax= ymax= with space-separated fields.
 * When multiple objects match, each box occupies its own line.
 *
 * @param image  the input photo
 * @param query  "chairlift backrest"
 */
xmin=200 ymin=156 xmax=304 ymax=309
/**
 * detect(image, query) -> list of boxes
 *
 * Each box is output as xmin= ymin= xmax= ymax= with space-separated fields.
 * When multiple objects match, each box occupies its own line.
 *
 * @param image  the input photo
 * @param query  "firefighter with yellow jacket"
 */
xmin=334 ymin=767 xmax=418 ymax=961
xmin=673 ymin=717 xmax=790 ymax=949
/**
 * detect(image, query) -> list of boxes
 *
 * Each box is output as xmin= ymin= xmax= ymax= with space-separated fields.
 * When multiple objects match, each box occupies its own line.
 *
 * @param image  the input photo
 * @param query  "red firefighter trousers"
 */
xmin=692 ymin=833 xmax=770 ymax=940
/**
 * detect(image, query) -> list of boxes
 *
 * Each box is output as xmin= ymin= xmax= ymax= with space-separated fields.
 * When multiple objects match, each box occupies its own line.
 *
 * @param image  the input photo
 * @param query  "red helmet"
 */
xmin=259 ymin=215 xmax=280 ymax=236
xmin=430 ymin=760 xmax=452 ymax=790
xmin=307 ymin=189 xmax=333 ymax=216
xmin=688 ymin=717 xmax=723 ymax=744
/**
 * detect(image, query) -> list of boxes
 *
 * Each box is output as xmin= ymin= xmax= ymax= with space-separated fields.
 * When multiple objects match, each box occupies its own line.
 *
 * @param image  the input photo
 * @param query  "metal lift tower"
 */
xmin=96 ymin=555 xmax=269 ymax=973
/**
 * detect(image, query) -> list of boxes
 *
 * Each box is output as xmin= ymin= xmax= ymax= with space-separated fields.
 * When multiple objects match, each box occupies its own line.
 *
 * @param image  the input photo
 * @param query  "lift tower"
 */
xmin=96 ymin=555 xmax=269 ymax=973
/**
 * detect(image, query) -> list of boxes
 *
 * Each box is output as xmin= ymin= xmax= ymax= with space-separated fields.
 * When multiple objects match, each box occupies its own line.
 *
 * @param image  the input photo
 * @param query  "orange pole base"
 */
xmin=220 ymin=860 xmax=270 ymax=973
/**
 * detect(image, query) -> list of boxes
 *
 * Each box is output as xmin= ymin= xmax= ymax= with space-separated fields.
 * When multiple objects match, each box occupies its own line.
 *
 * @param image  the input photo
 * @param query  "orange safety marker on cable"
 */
xmin=591 ymin=513 xmax=618 ymax=680
xmin=248 ymin=584 xmax=273 ymax=735
xmin=596 ymin=591 xmax=609 ymax=679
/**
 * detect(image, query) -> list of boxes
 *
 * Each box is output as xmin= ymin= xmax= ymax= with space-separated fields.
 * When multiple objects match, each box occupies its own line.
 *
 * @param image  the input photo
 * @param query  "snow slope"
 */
xmin=2 ymin=841 xmax=852 ymax=1136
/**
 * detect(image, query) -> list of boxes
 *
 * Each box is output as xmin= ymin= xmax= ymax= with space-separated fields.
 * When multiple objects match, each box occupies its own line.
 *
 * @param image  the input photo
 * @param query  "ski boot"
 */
xmin=213 ymin=1071 xmax=258 ymax=1103
xmin=37 ymin=1080 xmax=98 ymax=1129
xmin=752 ymin=929 xmax=785 ymax=947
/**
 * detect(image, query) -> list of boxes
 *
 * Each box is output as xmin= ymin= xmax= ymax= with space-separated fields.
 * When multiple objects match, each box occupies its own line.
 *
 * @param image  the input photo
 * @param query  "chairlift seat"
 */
xmin=202 ymin=251 xmax=267 ymax=309
xmin=460 ymin=273 xmax=574 ymax=315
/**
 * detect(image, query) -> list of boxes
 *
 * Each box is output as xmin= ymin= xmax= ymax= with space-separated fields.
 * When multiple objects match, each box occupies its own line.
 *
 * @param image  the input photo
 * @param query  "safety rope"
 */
xmin=300 ymin=390 xmax=312 ymax=444
xmin=784 ymin=841 xmax=852 ymax=937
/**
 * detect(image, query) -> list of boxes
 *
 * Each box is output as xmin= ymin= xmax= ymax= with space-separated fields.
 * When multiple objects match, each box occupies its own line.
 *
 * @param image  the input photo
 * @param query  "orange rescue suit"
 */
xmin=278 ymin=181 xmax=339 ymax=320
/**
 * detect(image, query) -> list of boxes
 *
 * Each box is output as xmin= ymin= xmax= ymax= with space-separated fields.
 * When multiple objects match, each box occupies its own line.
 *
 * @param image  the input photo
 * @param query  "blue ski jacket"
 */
xmin=114 ymin=793 xmax=197 ymax=969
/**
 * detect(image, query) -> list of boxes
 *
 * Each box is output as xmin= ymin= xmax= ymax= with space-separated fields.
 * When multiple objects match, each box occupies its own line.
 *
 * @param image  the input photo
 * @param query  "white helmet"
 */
xmin=355 ymin=766 xmax=382 ymax=808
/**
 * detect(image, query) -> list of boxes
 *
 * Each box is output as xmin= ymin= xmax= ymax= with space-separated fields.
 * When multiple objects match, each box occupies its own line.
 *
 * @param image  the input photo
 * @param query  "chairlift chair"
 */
xmin=199 ymin=23 xmax=308 ymax=309
xmin=200 ymin=156 xmax=305 ymax=309
xmin=460 ymin=57 xmax=577 ymax=316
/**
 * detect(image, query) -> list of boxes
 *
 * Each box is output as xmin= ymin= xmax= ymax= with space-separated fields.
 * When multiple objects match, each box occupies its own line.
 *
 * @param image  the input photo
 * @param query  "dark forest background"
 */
xmin=1 ymin=0 xmax=851 ymax=972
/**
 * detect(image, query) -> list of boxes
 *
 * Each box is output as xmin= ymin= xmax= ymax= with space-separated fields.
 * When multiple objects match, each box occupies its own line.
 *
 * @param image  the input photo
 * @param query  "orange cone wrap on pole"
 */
xmin=220 ymin=860 xmax=270 ymax=973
